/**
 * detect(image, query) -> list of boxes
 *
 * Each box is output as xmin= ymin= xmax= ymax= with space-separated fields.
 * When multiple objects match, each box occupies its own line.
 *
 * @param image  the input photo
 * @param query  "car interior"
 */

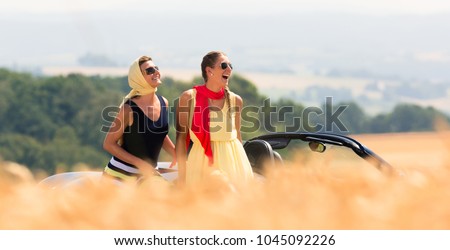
xmin=243 ymin=139 xmax=283 ymax=174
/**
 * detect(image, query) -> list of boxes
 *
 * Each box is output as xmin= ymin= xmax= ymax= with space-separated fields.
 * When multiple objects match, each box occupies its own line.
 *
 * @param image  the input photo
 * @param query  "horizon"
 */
xmin=1 ymin=1 xmax=449 ymax=114
xmin=2 ymin=1 xmax=450 ymax=77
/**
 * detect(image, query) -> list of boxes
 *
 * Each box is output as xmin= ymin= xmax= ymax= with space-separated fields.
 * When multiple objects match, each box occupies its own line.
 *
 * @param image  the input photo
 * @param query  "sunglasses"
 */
xmin=144 ymin=66 xmax=159 ymax=75
xmin=220 ymin=62 xmax=233 ymax=70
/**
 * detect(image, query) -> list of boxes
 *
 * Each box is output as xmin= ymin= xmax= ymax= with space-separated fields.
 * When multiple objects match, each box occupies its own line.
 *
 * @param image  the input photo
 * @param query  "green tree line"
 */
xmin=0 ymin=68 xmax=448 ymax=174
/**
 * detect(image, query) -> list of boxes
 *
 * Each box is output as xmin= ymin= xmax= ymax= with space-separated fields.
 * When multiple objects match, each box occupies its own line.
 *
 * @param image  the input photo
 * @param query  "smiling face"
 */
xmin=207 ymin=54 xmax=233 ymax=87
xmin=140 ymin=60 xmax=162 ymax=88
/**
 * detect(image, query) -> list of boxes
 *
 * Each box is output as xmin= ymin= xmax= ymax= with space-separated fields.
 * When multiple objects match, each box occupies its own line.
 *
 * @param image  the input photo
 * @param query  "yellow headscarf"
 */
xmin=121 ymin=56 xmax=157 ymax=106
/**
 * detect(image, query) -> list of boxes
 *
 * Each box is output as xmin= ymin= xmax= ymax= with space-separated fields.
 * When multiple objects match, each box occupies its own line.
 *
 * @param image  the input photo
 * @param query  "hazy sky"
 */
xmin=1 ymin=0 xmax=450 ymax=80
xmin=1 ymin=0 xmax=449 ymax=114
xmin=2 ymin=0 xmax=450 ymax=15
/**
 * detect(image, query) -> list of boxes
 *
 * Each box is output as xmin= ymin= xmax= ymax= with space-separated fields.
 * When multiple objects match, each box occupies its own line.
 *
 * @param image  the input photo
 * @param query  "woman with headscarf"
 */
xmin=175 ymin=51 xmax=253 ymax=187
xmin=103 ymin=55 xmax=176 ymax=183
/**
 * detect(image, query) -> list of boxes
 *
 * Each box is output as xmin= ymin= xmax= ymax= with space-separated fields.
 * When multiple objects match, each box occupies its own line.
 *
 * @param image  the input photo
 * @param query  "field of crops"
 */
xmin=1 ymin=131 xmax=449 ymax=229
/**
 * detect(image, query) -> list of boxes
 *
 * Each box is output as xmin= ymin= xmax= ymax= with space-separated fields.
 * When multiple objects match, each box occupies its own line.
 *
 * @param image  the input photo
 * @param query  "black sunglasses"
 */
xmin=220 ymin=62 xmax=233 ymax=70
xmin=144 ymin=66 xmax=159 ymax=75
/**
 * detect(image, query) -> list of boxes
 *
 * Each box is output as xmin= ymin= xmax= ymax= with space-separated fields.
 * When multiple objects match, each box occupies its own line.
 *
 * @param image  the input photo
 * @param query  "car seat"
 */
xmin=272 ymin=150 xmax=284 ymax=166
xmin=243 ymin=139 xmax=276 ymax=174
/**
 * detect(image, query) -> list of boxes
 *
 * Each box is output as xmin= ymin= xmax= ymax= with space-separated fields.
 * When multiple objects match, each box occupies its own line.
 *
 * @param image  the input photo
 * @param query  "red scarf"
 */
xmin=186 ymin=85 xmax=225 ymax=165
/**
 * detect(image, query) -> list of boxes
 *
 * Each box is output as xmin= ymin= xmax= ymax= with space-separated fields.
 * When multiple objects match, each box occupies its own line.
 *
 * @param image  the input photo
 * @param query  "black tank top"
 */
xmin=121 ymin=95 xmax=169 ymax=166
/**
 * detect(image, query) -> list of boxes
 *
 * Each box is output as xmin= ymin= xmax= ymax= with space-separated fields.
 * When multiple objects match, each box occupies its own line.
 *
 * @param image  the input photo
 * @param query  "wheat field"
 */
xmin=1 ymin=131 xmax=450 ymax=230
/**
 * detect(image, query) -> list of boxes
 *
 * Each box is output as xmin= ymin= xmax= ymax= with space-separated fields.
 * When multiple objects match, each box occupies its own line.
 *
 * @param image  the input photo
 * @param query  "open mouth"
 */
xmin=222 ymin=75 xmax=229 ymax=80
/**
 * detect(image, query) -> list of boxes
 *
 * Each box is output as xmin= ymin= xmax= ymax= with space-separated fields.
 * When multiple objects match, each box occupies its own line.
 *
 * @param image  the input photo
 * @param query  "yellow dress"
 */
xmin=186 ymin=90 xmax=254 ymax=185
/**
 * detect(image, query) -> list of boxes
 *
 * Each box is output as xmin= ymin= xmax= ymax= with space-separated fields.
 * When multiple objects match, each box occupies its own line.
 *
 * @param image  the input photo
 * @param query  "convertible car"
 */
xmin=39 ymin=132 xmax=398 ymax=188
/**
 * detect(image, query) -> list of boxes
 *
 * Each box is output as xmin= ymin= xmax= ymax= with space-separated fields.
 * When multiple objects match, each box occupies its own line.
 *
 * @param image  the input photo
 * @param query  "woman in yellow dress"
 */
xmin=175 ymin=51 xmax=254 ymax=187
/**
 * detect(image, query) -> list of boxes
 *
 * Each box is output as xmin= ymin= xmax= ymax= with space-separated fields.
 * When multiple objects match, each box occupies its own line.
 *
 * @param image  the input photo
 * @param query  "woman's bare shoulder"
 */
xmin=179 ymin=89 xmax=195 ymax=101
xmin=230 ymin=92 xmax=243 ymax=106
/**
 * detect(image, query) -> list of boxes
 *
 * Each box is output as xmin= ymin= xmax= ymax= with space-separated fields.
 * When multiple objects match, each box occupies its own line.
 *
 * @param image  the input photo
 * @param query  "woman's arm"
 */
xmin=175 ymin=90 xmax=193 ymax=185
xmin=161 ymin=97 xmax=177 ymax=167
xmin=234 ymin=94 xmax=244 ymax=143
xmin=162 ymin=135 xmax=176 ymax=167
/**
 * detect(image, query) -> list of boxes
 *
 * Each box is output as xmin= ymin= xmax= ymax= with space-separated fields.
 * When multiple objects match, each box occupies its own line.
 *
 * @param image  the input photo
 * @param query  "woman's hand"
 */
xmin=169 ymin=157 xmax=177 ymax=168
xmin=136 ymin=160 xmax=161 ymax=177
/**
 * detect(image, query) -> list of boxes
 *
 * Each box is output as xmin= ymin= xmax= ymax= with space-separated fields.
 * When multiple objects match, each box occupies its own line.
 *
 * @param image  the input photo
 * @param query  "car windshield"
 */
xmin=274 ymin=139 xmax=384 ymax=177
